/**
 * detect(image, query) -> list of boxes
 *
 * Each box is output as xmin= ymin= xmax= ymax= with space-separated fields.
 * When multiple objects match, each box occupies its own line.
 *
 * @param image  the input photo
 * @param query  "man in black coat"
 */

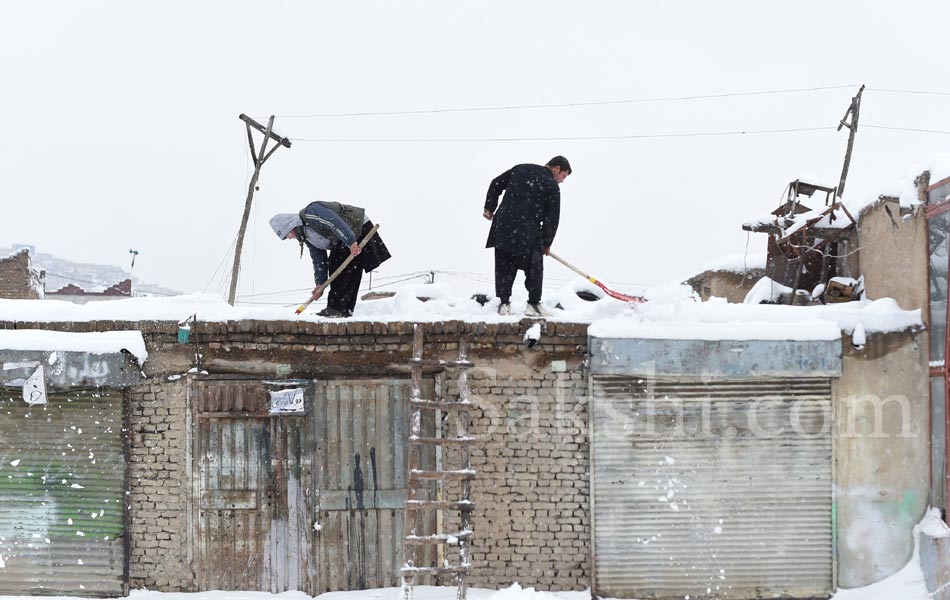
xmin=270 ymin=201 xmax=391 ymax=318
xmin=483 ymin=156 xmax=571 ymax=316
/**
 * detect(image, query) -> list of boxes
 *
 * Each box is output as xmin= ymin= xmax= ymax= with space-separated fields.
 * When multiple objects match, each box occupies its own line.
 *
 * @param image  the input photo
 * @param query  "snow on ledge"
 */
xmin=590 ymin=297 xmax=922 ymax=341
xmin=0 ymin=330 xmax=147 ymax=365
xmin=590 ymin=318 xmax=841 ymax=341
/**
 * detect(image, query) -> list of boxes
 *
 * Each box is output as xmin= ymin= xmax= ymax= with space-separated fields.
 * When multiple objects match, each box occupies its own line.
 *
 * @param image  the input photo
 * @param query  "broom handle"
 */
xmin=547 ymin=251 xmax=595 ymax=282
xmin=295 ymin=224 xmax=380 ymax=315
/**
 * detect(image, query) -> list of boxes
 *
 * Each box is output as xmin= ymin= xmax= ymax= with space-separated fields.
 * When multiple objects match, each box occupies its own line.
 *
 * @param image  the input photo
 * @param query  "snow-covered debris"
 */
xmin=851 ymin=322 xmax=866 ymax=349
xmin=743 ymin=277 xmax=795 ymax=305
xmin=0 ymin=329 xmax=147 ymax=364
xmin=523 ymin=323 xmax=541 ymax=347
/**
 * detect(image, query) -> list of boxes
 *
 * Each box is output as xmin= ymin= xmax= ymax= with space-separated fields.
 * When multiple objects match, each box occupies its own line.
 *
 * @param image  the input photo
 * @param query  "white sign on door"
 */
xmin=268 ymin=387 xmax=304 ymax=414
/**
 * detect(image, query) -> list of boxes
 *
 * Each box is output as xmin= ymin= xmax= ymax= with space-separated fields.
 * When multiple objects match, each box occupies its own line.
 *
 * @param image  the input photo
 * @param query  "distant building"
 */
xmin=45 ymin=278 xmax=132 ymax=304
xmin=0 ymin=248 xmax=45 ymax=299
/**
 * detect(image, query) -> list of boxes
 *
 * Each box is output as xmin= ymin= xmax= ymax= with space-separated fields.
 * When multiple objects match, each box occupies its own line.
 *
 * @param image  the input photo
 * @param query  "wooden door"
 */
xmin=191 ymin=380 xmax=310 ymax=593
xmin=311 ymin=379 xmax=436 ymax=593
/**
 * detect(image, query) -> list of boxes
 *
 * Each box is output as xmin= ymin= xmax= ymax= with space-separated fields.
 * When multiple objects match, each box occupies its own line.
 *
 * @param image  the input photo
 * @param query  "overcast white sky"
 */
xmin=2 ymin=1 xmax=949 ymax=305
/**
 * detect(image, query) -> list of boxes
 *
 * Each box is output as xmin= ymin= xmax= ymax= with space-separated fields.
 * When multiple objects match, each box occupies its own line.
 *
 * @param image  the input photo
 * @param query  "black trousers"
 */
xmin=494 ymin=246 xmax=544 ymax=305
xmin=327 ymin=243 xmax=363 ymax=314
xmin=326 ymin=220 xmax=391 ymax=314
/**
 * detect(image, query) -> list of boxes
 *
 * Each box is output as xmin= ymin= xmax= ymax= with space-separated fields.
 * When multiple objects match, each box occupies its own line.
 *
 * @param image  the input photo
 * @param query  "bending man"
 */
xmin=270 ymin=201 xmax=391 ymax=318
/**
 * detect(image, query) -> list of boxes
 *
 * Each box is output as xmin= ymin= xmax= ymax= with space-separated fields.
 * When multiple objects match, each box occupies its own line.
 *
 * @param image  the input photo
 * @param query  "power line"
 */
xmin=866 ymin=87 xmax=950 ymax=97
xmin=292 ymin=125 xmax=836 ymax=143
xmin=275 ymin=84 xmax=859 ymax=119
xmin=863 ymin=123 xmax=950 ymax=135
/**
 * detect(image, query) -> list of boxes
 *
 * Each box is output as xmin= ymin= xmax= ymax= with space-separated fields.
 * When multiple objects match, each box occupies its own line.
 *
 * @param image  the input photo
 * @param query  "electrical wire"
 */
xmin=291 ymin=125 xmax=836 ymax=143
xmin=275 ymin=84 xmax=859 ymax=119
xmin=863 ymin=124 xmax=950 ymax=135
xmin=202 ymin=233 xmax=238 ymax=294
xmin=866 ymin=87 xmax=950 ymax=97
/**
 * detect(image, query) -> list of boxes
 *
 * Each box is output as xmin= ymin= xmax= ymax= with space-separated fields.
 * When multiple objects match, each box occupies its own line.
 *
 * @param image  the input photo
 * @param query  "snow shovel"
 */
xmin=547 ymin=251 xmax=646 ymax=303
xmin=295 ymin=224 xmax=381 ymax=315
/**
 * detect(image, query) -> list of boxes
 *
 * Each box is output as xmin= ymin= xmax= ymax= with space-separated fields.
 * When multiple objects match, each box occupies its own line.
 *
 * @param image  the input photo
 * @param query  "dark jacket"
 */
xmin=484 ymin=164 xmax=560 ymax=256
xmin=299 ymin=202 xmax=390 ymax=284
xmin=299 ymin=201 xmax=365 ymax=247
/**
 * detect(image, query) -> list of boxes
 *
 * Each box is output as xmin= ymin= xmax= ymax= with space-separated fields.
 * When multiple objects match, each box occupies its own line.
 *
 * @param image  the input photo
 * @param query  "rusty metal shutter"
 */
xmin=590 ymin=376 xmax=833 ymax=600
xmin=0 ymin=391 xmax=126 ymax=597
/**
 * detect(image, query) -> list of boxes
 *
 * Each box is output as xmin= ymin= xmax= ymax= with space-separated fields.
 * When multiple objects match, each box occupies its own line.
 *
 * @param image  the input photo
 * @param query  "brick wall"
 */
xmin=445 ymin=366 xmax=590 ymax=590
xmin=0 ymin=249 xmax=44 ymax=299
xmin=0 ymin=318 xmax=591 ymax=592
xmin=127 ymin=378 xmax=193 ymax=590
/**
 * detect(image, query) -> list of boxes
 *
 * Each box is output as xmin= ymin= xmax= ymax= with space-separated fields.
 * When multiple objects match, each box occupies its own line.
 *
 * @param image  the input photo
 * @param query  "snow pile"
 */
xmin=700 ymin=252 xmax=767 ymax=274
xmin=832 ymin=509 xmax=942 ymax=600
xmin=0 ymin=282 xmax=694 ymax=325
xmin=0 ymin=329 xmax=147 ymax=364
xmin=846 ymin=152 xmax=950 ymax=216
xmin=917 ymin=507 xmax=950 ymax=539
xmin=590 ymin=296 xmax=921 ymax=341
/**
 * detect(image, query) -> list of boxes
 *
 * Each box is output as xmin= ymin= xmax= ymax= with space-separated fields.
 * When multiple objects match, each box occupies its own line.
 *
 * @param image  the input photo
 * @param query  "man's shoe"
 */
xmin=317 ymin=306 xmax=349 ymax=318
xmin=498 ymin=303 xmax=512 ymax=316
xmin=525 ymin=303 xmax=552 ymax=317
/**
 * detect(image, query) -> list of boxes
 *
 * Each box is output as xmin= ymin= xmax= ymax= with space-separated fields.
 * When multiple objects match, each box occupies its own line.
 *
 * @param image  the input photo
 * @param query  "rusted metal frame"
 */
xmin=777 ymin=203 xmax=854 ymax=246
xmin=929 ymin=175 xmax=950 ymax=197
xmin=926 ymin=199 xmax=950 ymax=219
xmin=925 ymin=209 xmax=950 ymax=523
xmin=944 ymin=217 xmax=950 ymax=524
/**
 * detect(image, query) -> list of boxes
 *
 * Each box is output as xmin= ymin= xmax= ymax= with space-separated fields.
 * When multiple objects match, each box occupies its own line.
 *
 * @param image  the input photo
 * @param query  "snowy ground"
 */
xmin=0 ymin=568 xmax=934 ymax=600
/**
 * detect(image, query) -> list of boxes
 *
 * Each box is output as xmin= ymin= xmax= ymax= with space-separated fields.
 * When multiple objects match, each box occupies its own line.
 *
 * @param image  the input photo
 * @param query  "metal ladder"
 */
xmin=400 ymin=324 xmax=475 ymax=600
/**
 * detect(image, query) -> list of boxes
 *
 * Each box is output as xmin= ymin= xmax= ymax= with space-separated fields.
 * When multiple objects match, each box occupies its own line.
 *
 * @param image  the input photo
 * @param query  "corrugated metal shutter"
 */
xmin=591 ymin=376 xmax=833 ymax=600
xmin=0 ymin=391 xmax=126 ymax=597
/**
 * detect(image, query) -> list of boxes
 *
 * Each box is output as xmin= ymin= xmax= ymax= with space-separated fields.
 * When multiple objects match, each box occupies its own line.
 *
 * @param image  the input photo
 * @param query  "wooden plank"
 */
xmin=393 ymin=383 xmax=407 ymax=488
xmin=326 ymin=384 xmax=341 ymax=498
xmin=379 ymin=384 xmax=394 ymax=490
xmin=199 ymin=489 xmax=257 ymax=510
xmin=409 ymin=470 xmax=476 ymax=481
xmin=221 ymin=419 xmax=234 ymax=489
xmin=409 ymin=399 xmax=476 ymax=411
xmin=379 ymin=508 xmax=394 ymax=587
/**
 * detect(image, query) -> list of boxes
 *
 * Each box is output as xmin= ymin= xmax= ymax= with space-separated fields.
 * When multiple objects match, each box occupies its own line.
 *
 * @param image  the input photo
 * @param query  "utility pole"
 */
xmin=836 ymin=84 xmax=865 ymax=199
xmin=228 ymin=114 xmax=292 ymax=305
xmin=129 ymin=249 xmax=139 ymax=297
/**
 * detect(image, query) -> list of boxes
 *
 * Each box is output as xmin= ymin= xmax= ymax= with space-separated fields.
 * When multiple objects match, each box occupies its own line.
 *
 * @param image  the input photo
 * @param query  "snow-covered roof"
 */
xmin=589 ymin=296 xmax=921 ymax=341
xmin=0 ymin=329 xmax=147 ymax=364
xmin=699 ymin=252 xmax=767 ymax=274
xmin=0 ymin=277 xmax=922 ymax=345
xmin=0 ymin=283 xmax=695 ymax=325
xmin=845 ymin=152 xmax=950 ymax=216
